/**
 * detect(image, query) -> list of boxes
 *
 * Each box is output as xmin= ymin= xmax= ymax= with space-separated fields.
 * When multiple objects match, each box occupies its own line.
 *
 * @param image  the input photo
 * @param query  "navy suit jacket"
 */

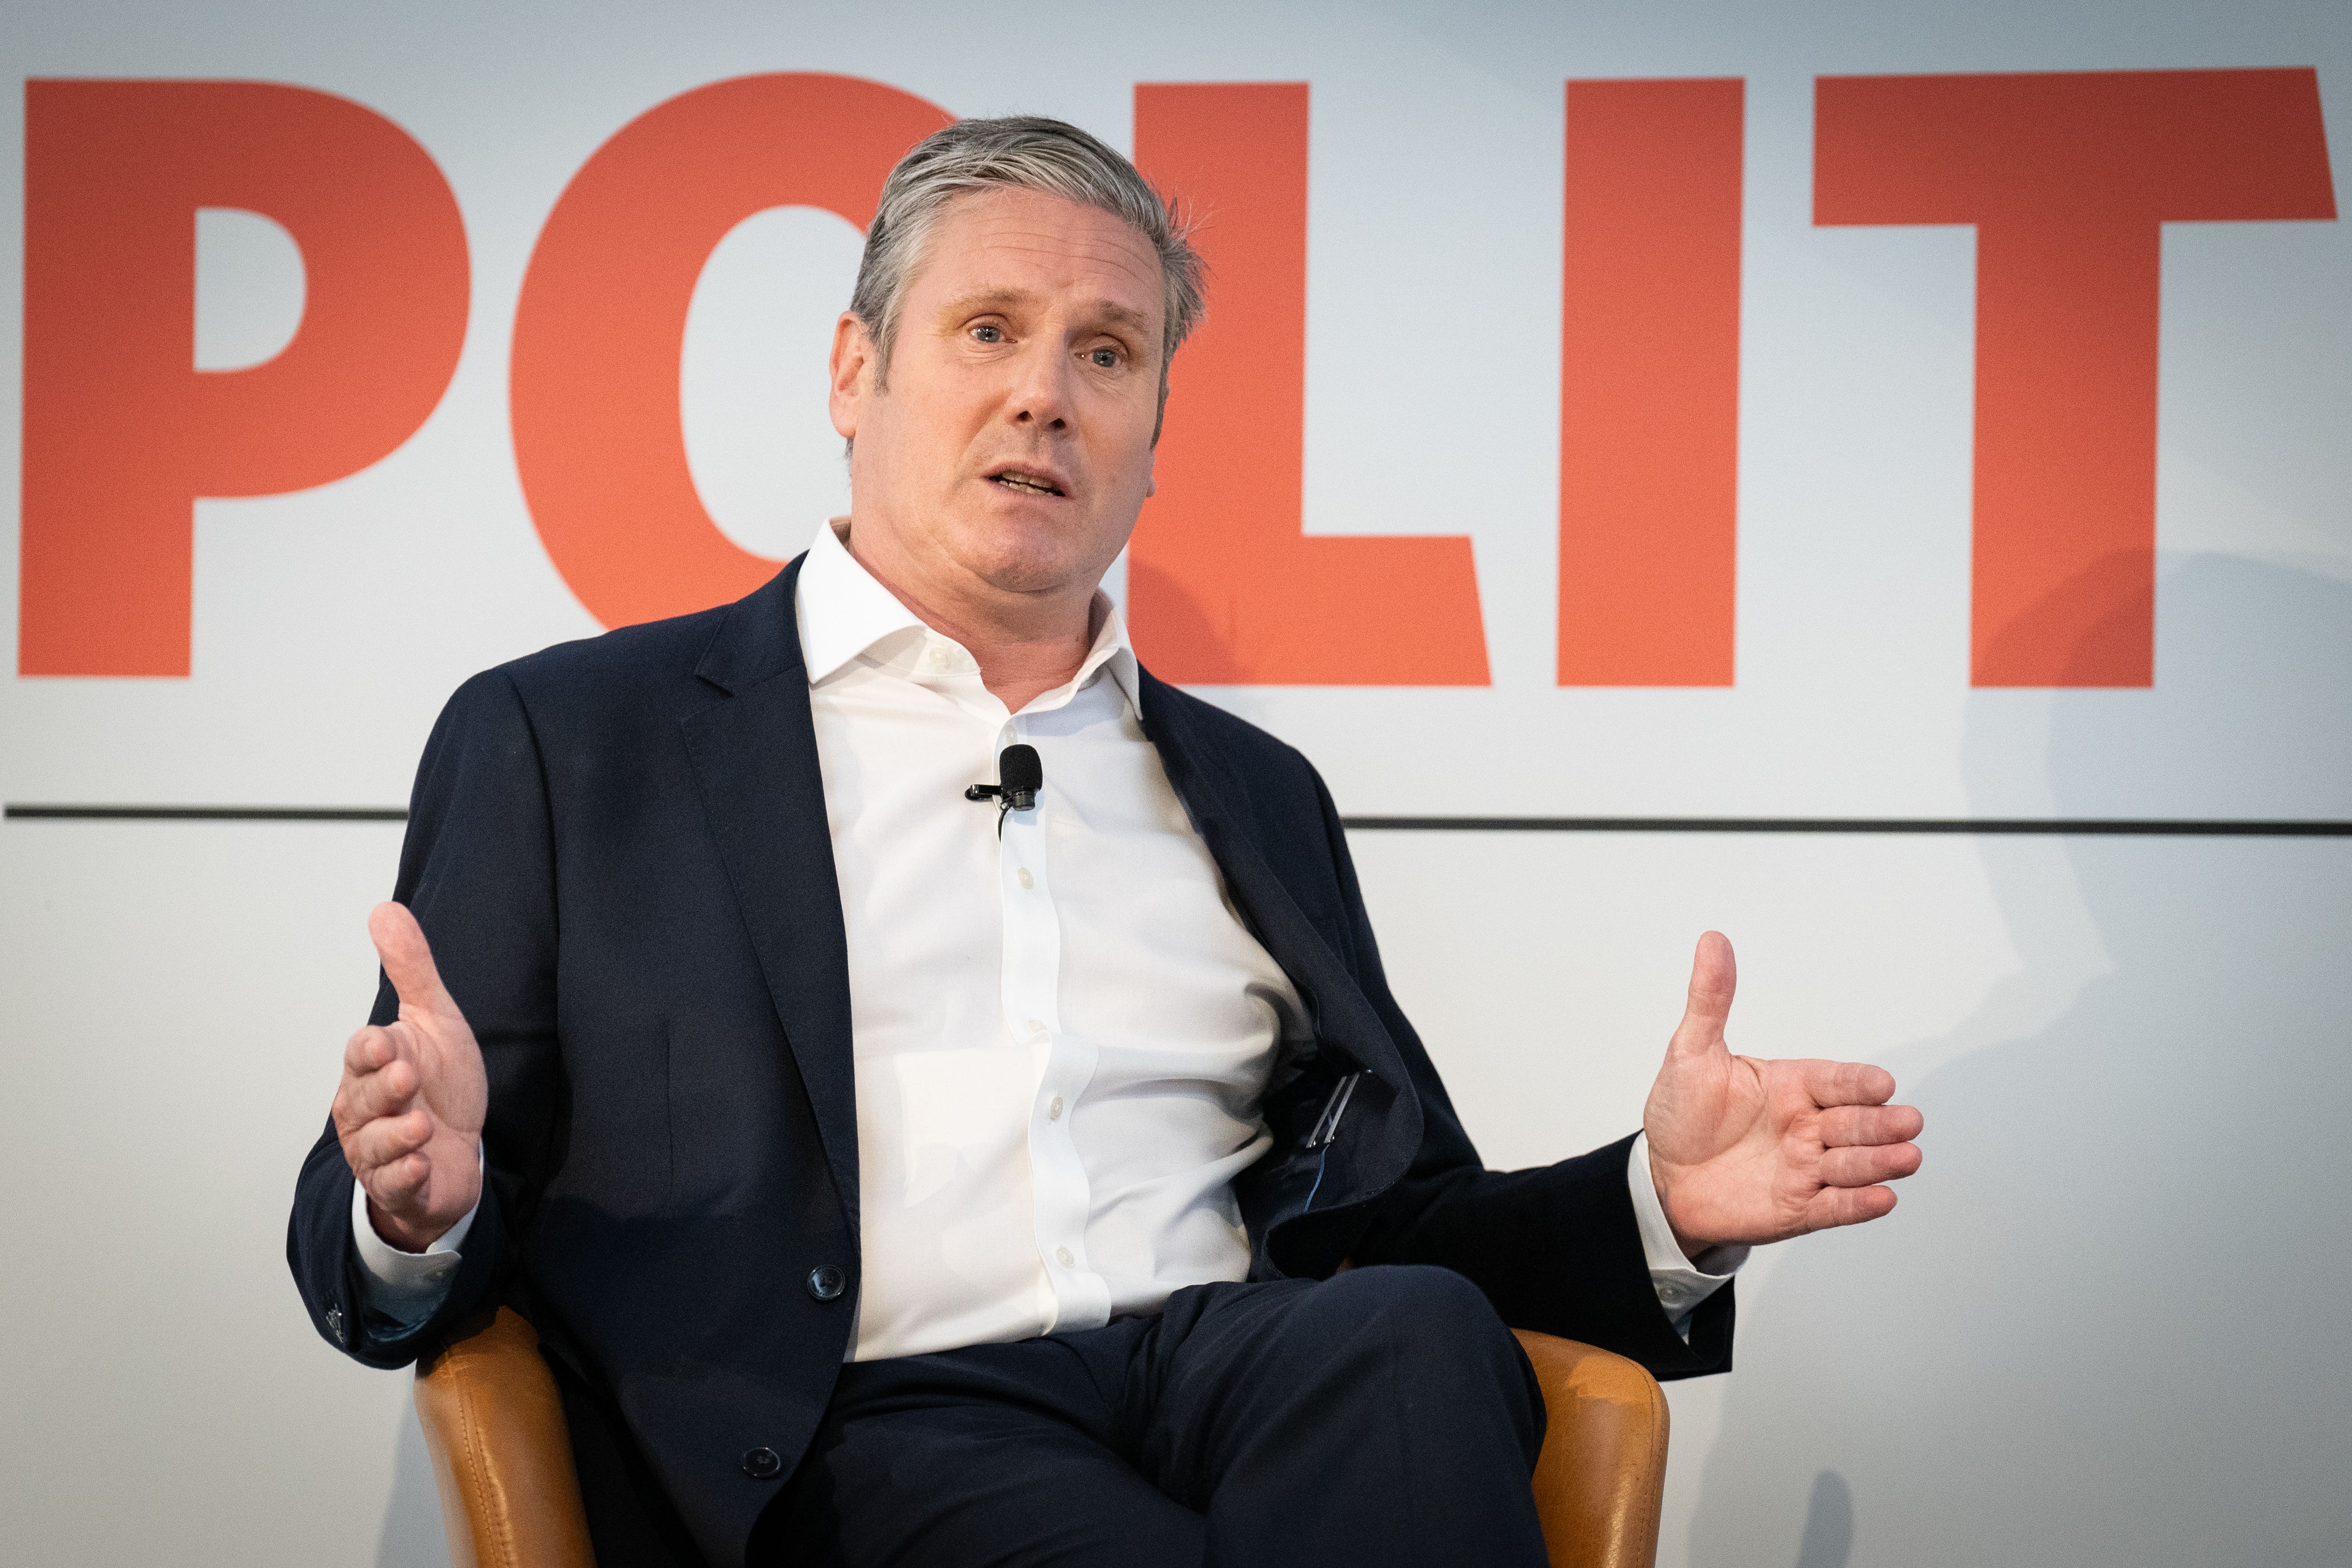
xmin=289 ymin=557 xmax=1732 ymax=1567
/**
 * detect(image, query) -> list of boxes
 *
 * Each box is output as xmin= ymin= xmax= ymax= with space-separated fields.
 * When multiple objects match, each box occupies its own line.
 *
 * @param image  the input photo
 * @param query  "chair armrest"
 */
xmin=1513 ymin=1330 xmax=1670 ymax=1568
xmin=413 ymin=1305 xmax=597 ymax=1568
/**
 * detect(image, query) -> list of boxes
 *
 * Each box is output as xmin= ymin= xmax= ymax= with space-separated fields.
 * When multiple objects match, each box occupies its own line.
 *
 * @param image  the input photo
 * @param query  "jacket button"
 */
xmin=806 ymin=1264 xmax=847 ymax=1301
xmin=741 ymin=1446 xmax=782 ymax=1480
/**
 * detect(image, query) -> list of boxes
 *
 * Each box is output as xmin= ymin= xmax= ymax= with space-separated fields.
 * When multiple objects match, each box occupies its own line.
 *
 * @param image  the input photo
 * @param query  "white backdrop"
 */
xmin=3 ymin=2 xmax=2348 ymax=1564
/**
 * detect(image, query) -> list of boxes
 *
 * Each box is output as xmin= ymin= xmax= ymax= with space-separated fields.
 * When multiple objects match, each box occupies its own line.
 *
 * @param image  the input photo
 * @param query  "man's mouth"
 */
xmin=988 ymin=467 xmax=1066 ymax=498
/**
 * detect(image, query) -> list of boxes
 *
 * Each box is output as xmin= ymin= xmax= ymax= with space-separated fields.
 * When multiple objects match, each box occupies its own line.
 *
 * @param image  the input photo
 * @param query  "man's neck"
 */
xmin=839 ymin=520 xmax=1098 ymax=713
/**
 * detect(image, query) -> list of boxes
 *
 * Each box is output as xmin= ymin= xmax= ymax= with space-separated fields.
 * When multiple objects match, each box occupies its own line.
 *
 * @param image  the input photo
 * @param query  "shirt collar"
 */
xmin=795 ymin=517 xmax=1142 ymax=720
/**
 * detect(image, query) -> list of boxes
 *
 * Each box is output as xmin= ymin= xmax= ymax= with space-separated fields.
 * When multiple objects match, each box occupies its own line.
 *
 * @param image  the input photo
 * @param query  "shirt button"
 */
xmin=1017 ymin=868 xmax=1034 ymax=890
xmin=1055 ymin=1246 xmax=1075 ymax=1268
xmin=1027 ymin=1018 xmax=1046 ymax=1037
xmin=806 ymin=1265 xmax=847 ymax=1301
xmin=927 ymin=648 xmax=950 ymax=669
xmin=1047 ymin=1096 xmax=1064 ymax=1121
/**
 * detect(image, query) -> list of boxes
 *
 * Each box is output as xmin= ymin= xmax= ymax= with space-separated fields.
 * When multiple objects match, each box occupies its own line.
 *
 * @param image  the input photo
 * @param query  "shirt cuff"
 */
xmin=1627 ymin=1132 xmax=1747 ymax=1340
xmin=348 ymin=1145 xmax=482 ymax=1324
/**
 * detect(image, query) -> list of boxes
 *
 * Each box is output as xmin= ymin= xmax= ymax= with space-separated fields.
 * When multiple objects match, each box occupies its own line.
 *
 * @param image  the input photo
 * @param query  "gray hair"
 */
xmin=847 ymin=116 xmax=1206 ymax=421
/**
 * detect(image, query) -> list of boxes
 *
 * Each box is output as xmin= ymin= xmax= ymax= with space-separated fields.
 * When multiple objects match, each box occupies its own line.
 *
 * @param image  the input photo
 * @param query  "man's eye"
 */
xmin=973 ymin=325 xmax=1003 ymax=343
xmin=1090 ymin=347 xmax=1120 ymax=369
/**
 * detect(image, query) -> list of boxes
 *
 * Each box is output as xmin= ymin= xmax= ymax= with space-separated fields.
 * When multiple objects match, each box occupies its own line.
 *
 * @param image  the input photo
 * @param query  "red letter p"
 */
xmin=21 ymin=81 xmax=469 ymax=676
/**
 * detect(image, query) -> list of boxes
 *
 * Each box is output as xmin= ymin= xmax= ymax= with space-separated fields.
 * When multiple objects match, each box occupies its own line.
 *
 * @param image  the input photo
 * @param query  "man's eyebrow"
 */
xmin=1089 ymin=301 xmax=1158 ymax=340
xmin=935 ymin=288 xmax=1040 ymax=319
xmin=935 ymin=289 xmax=1159 ymax=342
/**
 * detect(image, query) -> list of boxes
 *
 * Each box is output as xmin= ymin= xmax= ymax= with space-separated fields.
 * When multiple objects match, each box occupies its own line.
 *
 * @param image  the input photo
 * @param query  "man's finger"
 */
xmin=340 ymin=1055 xmax=420 ymax=1127
xmin=1806 ymin=1183 xmax=1897 ymax=1230
xmin=333 ymin=1030 xmax=397 ymax=1138
xmin=1820 ymin=1141 xmax=1923 ymax=1188
xmin=1802 ymin=1058 xmax=1897 ymax=1108
xmin=1667 ymin=930 xmax=1737 ymax=1057
xmin=369 ymin=901 xmax=454 ymax=1018
xmin=345 ymin=1108 xmax=435 ymax=1177
xmin=342 ymin=1023 xmax=396 ymax=1077
xmin=365 ymin=1152 xmax=432 ymax=1212
xmin=1819 ymin=1102 xmax=1925 ymax=1148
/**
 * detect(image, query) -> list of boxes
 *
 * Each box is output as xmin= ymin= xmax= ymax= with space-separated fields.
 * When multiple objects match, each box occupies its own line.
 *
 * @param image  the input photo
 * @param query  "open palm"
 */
xmin=1642 ymin=932 xmax=1923 ymax=1252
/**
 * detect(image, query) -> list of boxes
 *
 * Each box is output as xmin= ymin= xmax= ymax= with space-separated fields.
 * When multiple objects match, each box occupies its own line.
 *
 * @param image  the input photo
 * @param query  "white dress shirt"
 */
xmin=796 ymin=517 xmax=1309 ymax=1358
xmin=353 ymin=519 xmax=1738 ymax=1343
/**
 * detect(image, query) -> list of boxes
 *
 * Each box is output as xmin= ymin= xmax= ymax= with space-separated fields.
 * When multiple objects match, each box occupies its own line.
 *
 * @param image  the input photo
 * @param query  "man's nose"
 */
xmin=1006 ymin=341 xmax=1074 ymax=432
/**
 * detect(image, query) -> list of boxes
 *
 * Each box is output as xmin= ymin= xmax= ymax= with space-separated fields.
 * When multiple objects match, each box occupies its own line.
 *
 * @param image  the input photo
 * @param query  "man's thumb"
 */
xmin=1668 ymin=930 xmax=1737 ymax=1055
xmin=369 ymin=902 xmax=452 ymax=1014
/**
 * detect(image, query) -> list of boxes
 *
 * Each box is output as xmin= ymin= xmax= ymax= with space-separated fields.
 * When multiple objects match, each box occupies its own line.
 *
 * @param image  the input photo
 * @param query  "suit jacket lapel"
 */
xmin=1135 ymin=669 xmax=1418 ymax=1119
xmin=679 ymin=557 xmax=861 ymax=1240
xmin=1137 ymin=672 xmax=1425 ymax=1264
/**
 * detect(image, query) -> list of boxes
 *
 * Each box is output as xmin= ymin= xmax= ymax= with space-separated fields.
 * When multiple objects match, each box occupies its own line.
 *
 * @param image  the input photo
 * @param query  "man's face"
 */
xmin=829 ymin=186 xmax=1166 ymax=606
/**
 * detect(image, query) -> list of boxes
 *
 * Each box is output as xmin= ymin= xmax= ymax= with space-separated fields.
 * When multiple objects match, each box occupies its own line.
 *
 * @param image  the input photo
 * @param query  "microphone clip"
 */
xmin=961 ymin=781 xmax=1038 ymax=811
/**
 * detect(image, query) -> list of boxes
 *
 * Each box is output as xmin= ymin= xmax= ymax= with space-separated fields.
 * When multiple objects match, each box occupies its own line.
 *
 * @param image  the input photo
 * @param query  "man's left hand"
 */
xmin=1642 ymin=931 xmax=1924 ymax=1255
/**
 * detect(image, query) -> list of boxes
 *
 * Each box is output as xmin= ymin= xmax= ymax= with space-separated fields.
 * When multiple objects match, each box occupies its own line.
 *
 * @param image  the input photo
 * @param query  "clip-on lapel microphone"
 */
xmin=965 ymin=744 xmax=1043 ymax=835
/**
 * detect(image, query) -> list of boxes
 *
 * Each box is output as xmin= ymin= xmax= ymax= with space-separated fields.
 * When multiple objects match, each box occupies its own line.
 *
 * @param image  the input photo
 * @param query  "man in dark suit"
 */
xmin=290 ymin=116 xmax=1922 ymax=1568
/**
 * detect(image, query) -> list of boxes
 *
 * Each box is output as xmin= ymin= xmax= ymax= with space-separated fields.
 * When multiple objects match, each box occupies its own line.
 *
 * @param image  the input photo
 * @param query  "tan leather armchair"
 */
xmin=416 ymin=1307 xmax=1668 ymax=1568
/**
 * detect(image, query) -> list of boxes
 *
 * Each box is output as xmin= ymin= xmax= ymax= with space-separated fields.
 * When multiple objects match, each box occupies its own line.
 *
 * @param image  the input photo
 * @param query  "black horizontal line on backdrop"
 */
xmin=6 ymin=805 xmax=2349 ymax=836
xmin=5 ymin=805 xmax=407 ymax=821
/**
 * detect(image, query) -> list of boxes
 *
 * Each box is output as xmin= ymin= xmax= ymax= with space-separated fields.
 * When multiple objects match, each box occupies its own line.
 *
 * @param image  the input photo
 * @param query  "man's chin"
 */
xmin=941 ymin=526 xmax=1113 ymax=601
xmin=971 ymin=556 xmax=1095 ymax=600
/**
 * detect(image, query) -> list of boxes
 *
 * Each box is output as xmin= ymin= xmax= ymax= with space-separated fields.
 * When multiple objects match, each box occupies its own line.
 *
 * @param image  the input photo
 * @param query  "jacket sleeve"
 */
xmin=285 ymin=667 xmax=563 ymax=1369
xmin=1309 ymin=768 xmax=1734 ymax=1380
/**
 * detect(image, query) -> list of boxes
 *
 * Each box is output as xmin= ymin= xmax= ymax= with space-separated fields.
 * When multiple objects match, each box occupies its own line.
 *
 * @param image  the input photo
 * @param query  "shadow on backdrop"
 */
xmin=378 ymin=1405 xmax=450 ymax=1568
xmin=1794 ymin=1471 xmax=1854 ymax=1568
xmin=1687 ymin=556 xmax=2352 ymax=1567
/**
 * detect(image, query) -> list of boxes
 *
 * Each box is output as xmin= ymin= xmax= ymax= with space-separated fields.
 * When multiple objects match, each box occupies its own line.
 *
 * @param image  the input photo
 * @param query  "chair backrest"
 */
xmin=1513 ymin=1329 xmax=1671 ymax=1568
xmin=413 ymin=1305 xmax=597 ymax=1568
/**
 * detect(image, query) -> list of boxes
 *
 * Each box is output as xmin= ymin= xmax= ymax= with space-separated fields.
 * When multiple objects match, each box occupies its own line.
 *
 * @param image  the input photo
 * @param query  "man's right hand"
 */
xmin=332 ymin=902 xmax=488 ymax=1253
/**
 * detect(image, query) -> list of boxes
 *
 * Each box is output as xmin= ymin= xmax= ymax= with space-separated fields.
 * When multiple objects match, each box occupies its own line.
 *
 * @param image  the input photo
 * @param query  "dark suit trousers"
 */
xmin=760 ymin=1265 xmax=1550 ymax=1568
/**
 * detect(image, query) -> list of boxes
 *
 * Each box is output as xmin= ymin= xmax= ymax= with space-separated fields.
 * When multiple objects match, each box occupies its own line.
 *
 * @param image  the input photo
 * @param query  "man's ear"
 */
xmin=830 ymin=312 xmax=876 ymax=439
